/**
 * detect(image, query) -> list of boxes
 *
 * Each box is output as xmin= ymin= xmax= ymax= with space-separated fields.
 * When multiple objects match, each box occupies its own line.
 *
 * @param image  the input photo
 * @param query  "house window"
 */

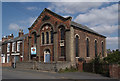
xmin=102 ymin=42 xmax=104 ymax=57
xmin=60 ymin=27 xmax=65 ymax=40
xmin=42 ymin=32 xmax=44 ymax=44
xmin=12 ymin=42 xmax=15 ymax=52
xmin=7 ymin=43 xmax=10 ymax=52
xmin=75 ymin=35 xmax=79 ymax=57
xmin=51 ymin=31 xmax=53 ymax=43
xmin=46 ymin=32 xmax=49 ymax=44
xmin=17 ymin=41 xmax=21 ymax=52
xmin=95 ymin=40 xmax=97 ymax=57
xmin=86 ymin=38 xmax=89 ymax=57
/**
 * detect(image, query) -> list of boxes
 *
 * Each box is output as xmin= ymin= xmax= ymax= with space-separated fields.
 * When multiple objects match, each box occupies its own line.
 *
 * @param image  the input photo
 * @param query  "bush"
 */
xmin=104 ymin=49 xmax=120 ymax=64
xmin=58 ymin=66 xmax=78 ymax=73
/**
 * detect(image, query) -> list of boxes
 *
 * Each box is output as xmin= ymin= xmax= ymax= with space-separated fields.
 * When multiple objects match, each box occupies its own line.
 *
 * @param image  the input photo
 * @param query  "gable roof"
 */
xmin=71 ymin=21 xmax=106 ymax=38
xmin=28 ymin=8 xmax=72 ymax=30
xmin=28 ymin=8 xmax=106 ymax=38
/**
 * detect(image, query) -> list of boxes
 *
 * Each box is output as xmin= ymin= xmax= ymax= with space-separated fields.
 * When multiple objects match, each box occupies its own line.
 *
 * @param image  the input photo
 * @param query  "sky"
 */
xmin=1 ymin=1 xmax=120 ymax=50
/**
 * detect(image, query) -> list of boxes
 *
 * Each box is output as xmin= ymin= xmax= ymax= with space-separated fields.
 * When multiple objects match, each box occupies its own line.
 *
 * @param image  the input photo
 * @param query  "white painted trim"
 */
xmin=11 ymin=53 xmax=20 ymax=55
xmin=94 ymin=39 xmax=98 ymax=42
xmin=86 ymin=57 xmax=90 ymax=59
xmin=7 ymin=54 xmax=10 ymax=56
xmin=85 ymin=37 xmax=90 ymax=41
xmin=75 ymin=34 xmax=80 ymax=39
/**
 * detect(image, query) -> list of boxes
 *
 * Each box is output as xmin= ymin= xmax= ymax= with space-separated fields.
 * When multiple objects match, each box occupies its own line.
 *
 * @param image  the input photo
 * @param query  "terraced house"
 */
xmin=1 ymin=30 xmax=28 ymax=63
xmin=1 ymin=8 xmax=106 ymax=64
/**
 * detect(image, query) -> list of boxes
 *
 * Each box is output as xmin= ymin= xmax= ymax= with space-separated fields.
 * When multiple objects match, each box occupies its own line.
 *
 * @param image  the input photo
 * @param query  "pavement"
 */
xmin=1 ymin=67 xmax=119 ymax=81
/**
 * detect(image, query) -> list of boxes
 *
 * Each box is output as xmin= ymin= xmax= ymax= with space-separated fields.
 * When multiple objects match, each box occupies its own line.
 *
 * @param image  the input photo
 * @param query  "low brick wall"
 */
xmin=16 ymin=61 xmax=75 ymax=71
xmin=2 ymin=62 xmax=12 ymax=67
xmin=109 ymin=64 xmax=120 ymax=79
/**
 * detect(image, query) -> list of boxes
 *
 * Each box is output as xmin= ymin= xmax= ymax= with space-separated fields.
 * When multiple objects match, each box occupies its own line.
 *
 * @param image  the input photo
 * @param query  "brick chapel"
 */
xmin=1 ymin=8 xmax=106 ymax=64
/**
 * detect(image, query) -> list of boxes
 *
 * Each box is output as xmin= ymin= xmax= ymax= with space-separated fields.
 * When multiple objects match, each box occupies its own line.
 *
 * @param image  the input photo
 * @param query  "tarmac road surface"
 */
xmin=1 ymin=67 xmax=119 ymax=81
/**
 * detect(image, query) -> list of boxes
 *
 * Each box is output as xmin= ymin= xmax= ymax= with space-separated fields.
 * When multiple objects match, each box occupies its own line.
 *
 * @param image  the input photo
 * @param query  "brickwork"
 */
xmin=2 ymin=62 xmax=12 ymax=67
xmin=74 ymin=28 xmax=106 ymax=63
xmin=109 ymin=64 xmax=120 ymax=79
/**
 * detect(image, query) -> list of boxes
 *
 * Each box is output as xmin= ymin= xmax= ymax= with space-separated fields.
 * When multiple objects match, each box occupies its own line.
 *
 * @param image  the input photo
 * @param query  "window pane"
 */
xmin=42 ymin=33 xmax=44 ymax=44
xmin=61 ymin=27 xmax=65 ymax=40
xmin=102 ymin=42 xmax=104 ymax=57
xmin=34 ymin=33 xmax=37 ymax=44
xmin=75 ymin=36 xmax=79 ymax=57
xmin=7 ymin=43 xmax=10 ymax=52
xmin=12 ymin=42 xmax=15 ymax=52
xmin=86 ymin=38 xmax=89 ymax=57
xmin=46 ymin=32 xmax=49 ymax=44
xmin=61 ymin=46 xmax=65 ymax=56
xmin=95 ymin=40 xmax=97 ymax=57
xmin=51 ymin=31 xmax=53 ymax=43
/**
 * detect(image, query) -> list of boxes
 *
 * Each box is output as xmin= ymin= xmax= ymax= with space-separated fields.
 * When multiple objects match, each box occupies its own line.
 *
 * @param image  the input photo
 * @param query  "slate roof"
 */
xmin=71 ymin=21 xmax=106 ymax=38
xmin=2 ymin=34 xmax=28 ymax=44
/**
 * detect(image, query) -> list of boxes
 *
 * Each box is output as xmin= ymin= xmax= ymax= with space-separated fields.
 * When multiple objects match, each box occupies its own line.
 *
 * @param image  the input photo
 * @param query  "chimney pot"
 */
xmin=19 ymin=29 xmax=24 ymax=37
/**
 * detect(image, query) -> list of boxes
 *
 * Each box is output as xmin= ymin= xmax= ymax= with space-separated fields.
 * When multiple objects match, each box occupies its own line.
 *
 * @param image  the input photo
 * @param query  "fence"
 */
xmin=83 ymin=63 xmax=109 ymax=76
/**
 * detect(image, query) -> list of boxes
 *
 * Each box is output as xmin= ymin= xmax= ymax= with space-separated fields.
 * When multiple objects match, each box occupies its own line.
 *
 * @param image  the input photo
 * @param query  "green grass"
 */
xmin=58 ymin=67 xmax=78 ymax=73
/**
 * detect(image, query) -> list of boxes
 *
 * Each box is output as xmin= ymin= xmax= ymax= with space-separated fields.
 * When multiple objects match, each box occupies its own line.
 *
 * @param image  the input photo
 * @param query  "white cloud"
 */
xmin=74 ymin=3 xmax=118 ymax=26
xmin=18 ymin=17 xmax=37 ymax=26
xmin=107 ymin=37 xmax=118 ymax=45
xmin=28 ymin=17 xmax=37 ymax=26
xmin=26 ymin=7 xmax=38 ymax=10
xmin=91 ymin=25 xmax=118 ymax=34
xmin=2 ymin=0 xmax=120 ymax=2
xmin=74 ymin=3 xmax=118 ymax=35
xmin=106 ymin=37 xmax=119 ymax=50
xmin=48 ymin=2 xmax=104 ymax=14
xmin=9 ymin=23 xmax=20 ymax=31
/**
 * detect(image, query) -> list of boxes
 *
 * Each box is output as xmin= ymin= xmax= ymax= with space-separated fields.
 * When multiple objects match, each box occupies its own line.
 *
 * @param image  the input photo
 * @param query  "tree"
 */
xmin=104 ymin=49 xmax=120 ymax=64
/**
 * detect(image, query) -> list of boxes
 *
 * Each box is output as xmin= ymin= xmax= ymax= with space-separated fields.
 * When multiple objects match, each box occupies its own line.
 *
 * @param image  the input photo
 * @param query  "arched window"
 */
xmin=86 ymin=38 xmax=89 ymax=57
xmin=102 ymin=42 xmax=104 ymax=57
xmin=75 ymin=35 xmax=79 ymax=57
xmin=46 ymin=32 xmax=49 ymax=44
xmin=34 ymin=32 xmax=37 ymax=44
xmin=51 ymin=31 xmax=53 ymax=43
xmin=95 ymin=40 xmax=97 ymax=57
xmin=42 ymin=32 xmax=44 ymax=44
xmin=60 ymin=27 xmax=65 ymax=40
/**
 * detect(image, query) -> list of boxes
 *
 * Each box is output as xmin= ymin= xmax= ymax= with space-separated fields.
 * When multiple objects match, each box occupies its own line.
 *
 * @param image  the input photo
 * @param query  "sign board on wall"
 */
xmin=31 ymin=47 xmax=36 ymax=55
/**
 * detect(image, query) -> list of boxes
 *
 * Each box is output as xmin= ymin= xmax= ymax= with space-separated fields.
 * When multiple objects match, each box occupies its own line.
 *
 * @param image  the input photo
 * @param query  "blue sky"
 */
xmin=1 ymin=2 xmax=119 ymax=50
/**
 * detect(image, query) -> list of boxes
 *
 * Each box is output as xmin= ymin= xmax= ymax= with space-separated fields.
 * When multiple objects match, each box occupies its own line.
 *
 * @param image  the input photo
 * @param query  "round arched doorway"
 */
xmin=44 ymin=49 xmax=50 ymax=63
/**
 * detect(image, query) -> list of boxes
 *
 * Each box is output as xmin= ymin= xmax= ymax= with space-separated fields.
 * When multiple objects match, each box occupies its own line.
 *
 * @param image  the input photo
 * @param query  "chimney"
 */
xmin=8 ymin=34 xmax=14 ymax=40
xmin=2 ymin=36 xmax=8 ymax=42
xmin=19 ymin=29 xmax=24 ymax=37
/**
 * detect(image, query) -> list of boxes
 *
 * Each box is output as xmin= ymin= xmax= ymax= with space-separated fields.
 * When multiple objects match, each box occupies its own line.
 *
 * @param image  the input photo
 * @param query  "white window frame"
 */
xmin=12 ymin=42 xmax=15 ymax=52
xmin=17 ymin=41 xmax=22 ymax=52
xmin=7 ymin=43 xmax=10 ymax=52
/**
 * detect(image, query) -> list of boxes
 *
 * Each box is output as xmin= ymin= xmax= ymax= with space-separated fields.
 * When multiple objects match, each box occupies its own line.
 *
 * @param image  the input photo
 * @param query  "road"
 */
xmin=2 ymin=67 xmax=119 ymax=81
